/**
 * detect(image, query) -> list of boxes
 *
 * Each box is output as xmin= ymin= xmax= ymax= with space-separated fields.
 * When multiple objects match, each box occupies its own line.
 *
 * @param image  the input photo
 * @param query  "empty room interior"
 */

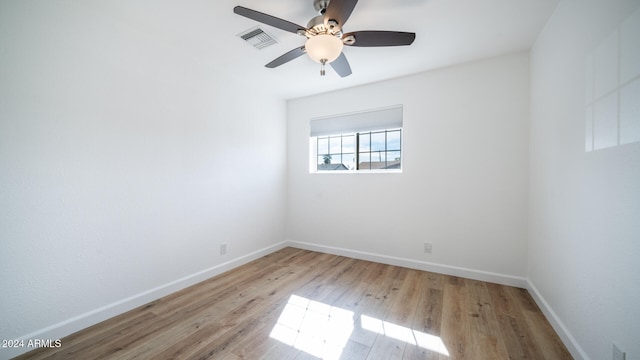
xmin=1 ymin=0 xmax=639 ymax=359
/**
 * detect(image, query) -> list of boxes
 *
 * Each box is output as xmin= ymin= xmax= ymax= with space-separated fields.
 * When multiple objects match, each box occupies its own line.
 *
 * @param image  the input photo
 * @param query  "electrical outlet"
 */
xmin=613 ymin=344 xmax=625 ymax=360
xmin=424 ymin=242 xmax=432 ymax=253
xmin=220 ymin=243 xmax=227 ymax=255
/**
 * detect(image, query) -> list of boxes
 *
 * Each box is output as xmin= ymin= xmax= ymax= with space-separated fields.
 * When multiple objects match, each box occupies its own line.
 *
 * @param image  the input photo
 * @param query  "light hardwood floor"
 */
xmin=16 ymin=248 xmax=572 ymax=359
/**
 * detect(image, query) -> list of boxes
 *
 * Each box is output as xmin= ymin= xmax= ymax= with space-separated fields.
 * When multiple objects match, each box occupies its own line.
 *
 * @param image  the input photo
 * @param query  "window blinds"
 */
xmin=309 ymin=105 xmax=403 ymax=137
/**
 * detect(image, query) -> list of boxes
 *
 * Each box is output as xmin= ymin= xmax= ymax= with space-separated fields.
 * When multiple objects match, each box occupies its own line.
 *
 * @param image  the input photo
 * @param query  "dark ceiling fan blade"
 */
xmin=343 ymin=31 xmax=416 ymax=47
xmin=265 ymin=46 xmax=306 ymax=68
xmin=234 ymin=6 xmax=306 ymax=34
xmin=323 ymin=0 xmax=358 ymax=31
xmin=330 ymin=52 xmax=352 ymax=77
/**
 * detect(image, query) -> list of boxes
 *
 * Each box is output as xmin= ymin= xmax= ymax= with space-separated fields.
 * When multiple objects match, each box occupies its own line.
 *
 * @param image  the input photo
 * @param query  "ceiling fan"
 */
xmin=233 ymin=0 xmax=416 ymax=77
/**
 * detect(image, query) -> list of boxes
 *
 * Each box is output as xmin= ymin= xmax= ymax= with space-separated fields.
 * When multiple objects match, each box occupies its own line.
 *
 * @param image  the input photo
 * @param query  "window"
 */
xmin=310 ymin=106 xmax=403 ymax=172
xmin=357 ymin=129 xmax=402 ymax=170
xmin=316 ymin=134 xmax=356 ymax=170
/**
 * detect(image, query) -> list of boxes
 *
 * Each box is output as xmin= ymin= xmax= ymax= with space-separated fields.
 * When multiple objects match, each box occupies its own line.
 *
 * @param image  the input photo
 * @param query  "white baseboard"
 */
xmin=5 ymin=241 xmax=585 ymax=360
xmin=287 ymin=241 xmax=589 ymax=358
xmin=4 ymin=241 xmax=288 ymax=359
xmin=285 ymin=240 xmax=528 ymax=288
xmin=526 ymin=280 xmax=589 ymax=360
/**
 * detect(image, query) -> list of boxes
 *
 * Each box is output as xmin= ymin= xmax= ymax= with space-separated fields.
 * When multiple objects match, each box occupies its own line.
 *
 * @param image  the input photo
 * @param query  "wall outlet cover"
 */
xmin=613 ymin=344 xmax=625 ymax=360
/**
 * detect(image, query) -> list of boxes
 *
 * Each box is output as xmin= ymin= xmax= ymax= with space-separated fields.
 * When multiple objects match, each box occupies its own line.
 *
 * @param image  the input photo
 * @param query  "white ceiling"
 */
xmin=106 ymin=0 xmax=559 ymax=99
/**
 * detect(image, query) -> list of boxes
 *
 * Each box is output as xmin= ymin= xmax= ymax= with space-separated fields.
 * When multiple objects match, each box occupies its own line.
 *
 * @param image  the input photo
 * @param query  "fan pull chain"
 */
xmin=320 ymin=59 xmax=327 ymax=76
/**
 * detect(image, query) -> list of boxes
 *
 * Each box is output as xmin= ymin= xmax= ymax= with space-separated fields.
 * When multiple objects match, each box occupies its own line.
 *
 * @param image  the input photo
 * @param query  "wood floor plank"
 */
xmin=334 ymin=263 xmax=396 ymax=349
xmin=497 ymin=313 xmax=543 ymax=359
xmin=402 ymin=344 xmax=439 ymax=360
xmin=172 ymin=267 xmax=328 ymax=359
xmin=465 ymin=278 xmax=511 ymax=359
xmin=15 ymin=248 xmax=572 ymax=360
xmin=521 ymin=309 xmax=573 ymax=360
xmin=470 ymin=332 xmax=504 ymax=360
xmin=130 ymin=257 xmax=311 ymax=359
xmin=486 ymin=281 xmax=519 ymax=317
xmin=407 ymin=281 xmax=443 ymax=360
xmin=339 ymin=340 xmax=370 ymax=360
xmin=510 ymin=287 xmax=572 ymax=359
xmin=439 ymin=277 xmax=471 ymax=360
xmin=255 ymin=341 xmax=300 ymax=360
xmin=366 ymin=335 xmax=405 ymax=360
xmin=412 ymin=280 xmax=443 ymax=336
xmin=384 ymin=269 xmax=423 ymax=327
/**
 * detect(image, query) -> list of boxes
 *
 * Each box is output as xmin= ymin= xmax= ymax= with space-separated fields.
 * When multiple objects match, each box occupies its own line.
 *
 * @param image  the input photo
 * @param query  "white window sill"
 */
xmin=310 ymin=170 xmax=403 ymax=174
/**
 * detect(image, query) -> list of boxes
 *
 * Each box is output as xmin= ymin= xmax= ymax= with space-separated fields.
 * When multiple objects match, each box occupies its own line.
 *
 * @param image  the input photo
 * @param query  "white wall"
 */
xmin=0 ymin=2 xmax=286 ymax=358
xmin=287 ymin=53 xmax=530 ymax=283
xmin=529 ymin=0 xmax=640 ymax=359
xmin=6 ymin=1 xmax=637 ymax=359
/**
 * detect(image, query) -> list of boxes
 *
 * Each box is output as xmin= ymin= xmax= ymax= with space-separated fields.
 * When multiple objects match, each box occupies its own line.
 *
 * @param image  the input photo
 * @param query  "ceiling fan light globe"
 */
xmin=305 ymin=34 xmax=344 ymax=63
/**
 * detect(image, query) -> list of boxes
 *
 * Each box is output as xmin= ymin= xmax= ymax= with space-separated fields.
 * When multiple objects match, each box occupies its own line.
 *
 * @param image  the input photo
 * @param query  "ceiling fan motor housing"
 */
xmin=306 ymin=15 xmax=329 ymax=35
xmin=299 ymin=14 xmax=341 ymax=39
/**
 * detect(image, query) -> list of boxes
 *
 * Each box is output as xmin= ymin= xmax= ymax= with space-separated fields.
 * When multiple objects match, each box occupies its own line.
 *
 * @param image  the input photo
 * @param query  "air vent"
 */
xmin=237 ymin=27 xmax=278 ymax=50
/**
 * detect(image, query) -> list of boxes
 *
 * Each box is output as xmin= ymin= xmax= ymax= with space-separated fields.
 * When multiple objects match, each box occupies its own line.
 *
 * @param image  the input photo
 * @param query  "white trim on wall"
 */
xmin=526 ymin=281 xmax=589 ymax=360
xmin=3 ymin=242 xmax=289 ymax=359
xmin=286 ymin=240 xmax=528 ymax=288
xmin=5 ymin=242 xmax=588 ymax=360
xmin=285 ymin=240 xmax=587 ymax=359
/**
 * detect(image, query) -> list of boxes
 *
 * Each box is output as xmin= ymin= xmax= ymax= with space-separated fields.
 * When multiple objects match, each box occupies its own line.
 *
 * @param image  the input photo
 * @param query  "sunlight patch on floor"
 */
xmin=270 ymin=295 xmax=355 ymax=359
xmin=270 ymin=295 xmax=449 ymax=359
xmin=361 ymin=314 xmax=450 ymax=356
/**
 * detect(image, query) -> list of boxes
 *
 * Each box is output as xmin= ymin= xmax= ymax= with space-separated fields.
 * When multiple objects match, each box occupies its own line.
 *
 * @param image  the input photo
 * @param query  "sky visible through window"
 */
xmin=316 ymin=129 xmax=401 ymax=171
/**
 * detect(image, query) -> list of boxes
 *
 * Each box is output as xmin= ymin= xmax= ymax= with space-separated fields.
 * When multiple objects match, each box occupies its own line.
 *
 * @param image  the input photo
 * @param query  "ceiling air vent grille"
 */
xmin=238 ymin=27 xmax=278 ymax=50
